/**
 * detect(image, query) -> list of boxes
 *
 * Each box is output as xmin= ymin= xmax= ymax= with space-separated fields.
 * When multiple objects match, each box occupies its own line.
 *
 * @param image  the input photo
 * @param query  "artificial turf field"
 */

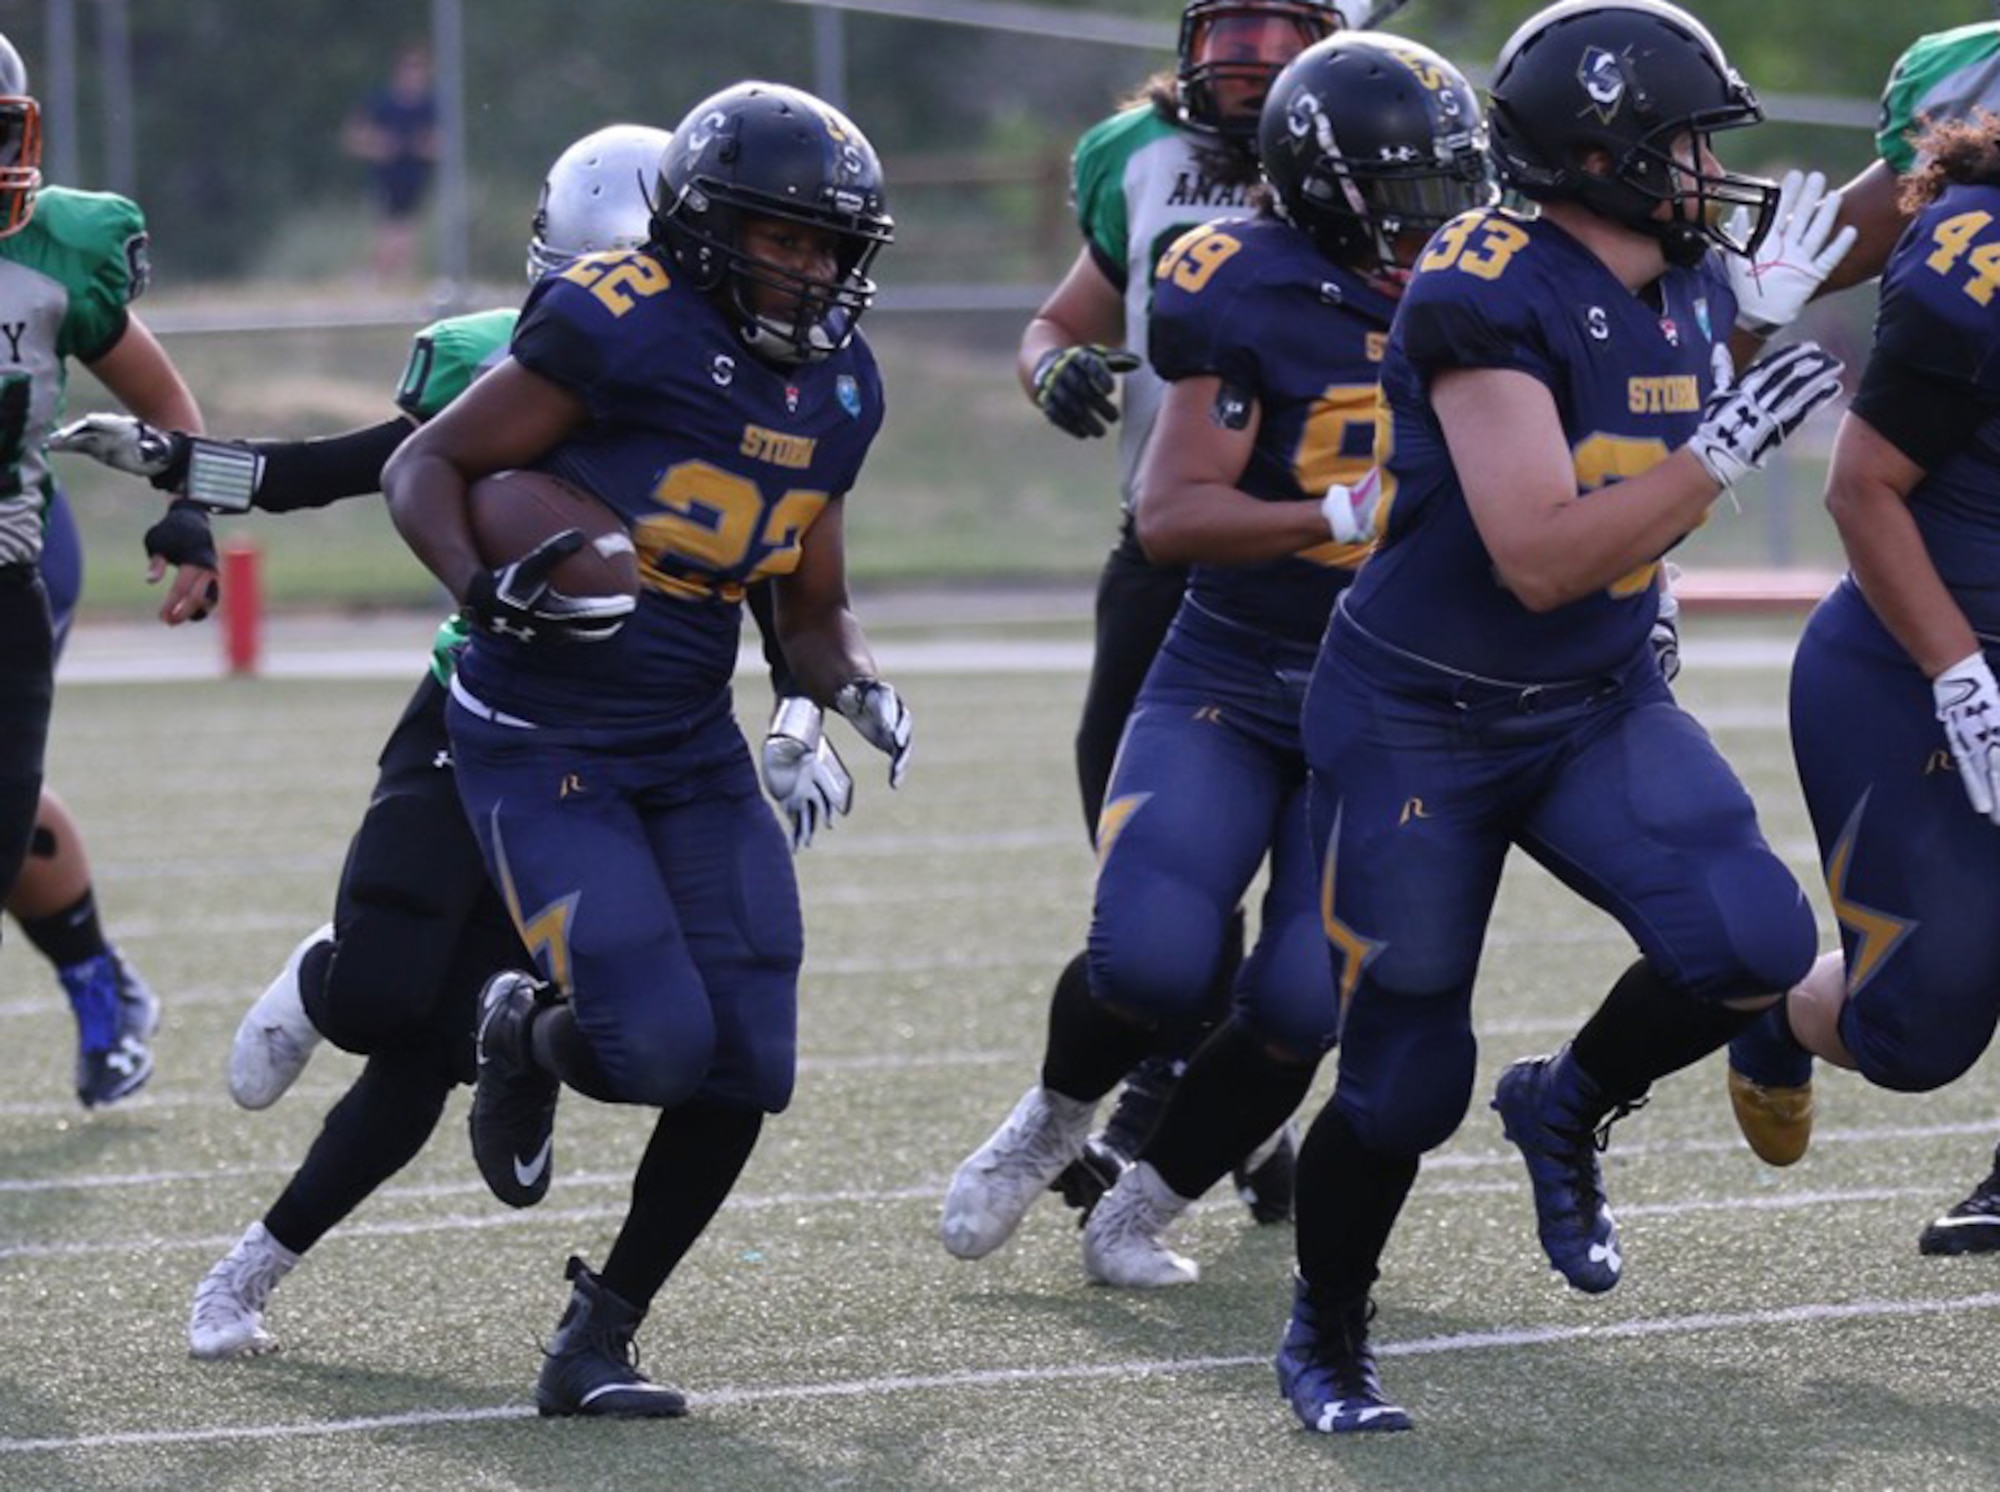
xmin=3 ymin=609 xmax=1998 ymax=1491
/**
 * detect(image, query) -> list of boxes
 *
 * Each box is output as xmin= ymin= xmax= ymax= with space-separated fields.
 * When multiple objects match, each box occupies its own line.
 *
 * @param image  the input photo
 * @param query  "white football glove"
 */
xmin=835 ymin=678 xmax=912 ymax=788
xmin=1933 ymin=652 xmax=2000 ymax=825
xmin=1650 ymin=562 xmax=1682 ymax=683
xmin=1686 ymin=341 xmax=1844 ymax=492
xmin=762 ymin=696 xmax=854 ymax=852
xmin=1321 ymin=467 xmax=1384 ymax=545
xmin=1724 ymin=170 xmax=1859 ymax=337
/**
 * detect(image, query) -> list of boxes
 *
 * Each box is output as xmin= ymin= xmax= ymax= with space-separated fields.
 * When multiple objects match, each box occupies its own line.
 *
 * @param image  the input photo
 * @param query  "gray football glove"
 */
xmin=50 ymin=412 xmax=263 ymax=513
xmin=461 ymin=529 xmax=634 ymax=645
xmin=835 ymin=677 xmax=912 ymax=788
xmin=762 ymin=696 xmax=855 ymax=851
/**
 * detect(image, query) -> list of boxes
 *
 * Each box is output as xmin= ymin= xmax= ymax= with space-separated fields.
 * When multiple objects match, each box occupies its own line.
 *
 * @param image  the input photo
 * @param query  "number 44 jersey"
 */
xmin=1347 ymin=205 xmax=1739 ymax=682
xmin=458 ymin=247 xmax=885 ymax=729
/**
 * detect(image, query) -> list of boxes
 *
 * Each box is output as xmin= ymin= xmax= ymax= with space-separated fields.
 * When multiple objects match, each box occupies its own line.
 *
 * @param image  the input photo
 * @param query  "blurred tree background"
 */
xmin=5 ymin=0 xmax=1973 ymax=612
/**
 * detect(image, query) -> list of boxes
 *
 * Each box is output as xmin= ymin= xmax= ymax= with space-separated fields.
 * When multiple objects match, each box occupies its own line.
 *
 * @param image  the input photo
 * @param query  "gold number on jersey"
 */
xmin=1156 ymin=227 xmax=1245 ymax=294
xmin=558 ymin=251 xmax=673 ymax=316
xmin=631 ymin=460 xmax=830 ymax=598
xmin=1418 ymin=214 xmax=1529 ymax=282
xmin=1572 ymin=433 xmax=1674 ymax=598
xmin=1925 ymin=210 xmax=2000 ymax=306
xmin=1292 ymin=381 xmax=1390 ymax=569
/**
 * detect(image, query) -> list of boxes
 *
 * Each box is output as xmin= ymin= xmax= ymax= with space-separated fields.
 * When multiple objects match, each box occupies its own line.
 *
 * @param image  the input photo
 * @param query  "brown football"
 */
xmin=466 ymin=468 xmax=640 ymax=600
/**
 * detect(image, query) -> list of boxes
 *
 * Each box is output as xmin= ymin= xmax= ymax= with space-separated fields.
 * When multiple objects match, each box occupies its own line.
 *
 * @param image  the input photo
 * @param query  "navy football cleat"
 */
xmin=1492 ymin=1048 xmax=1643 ymax=1294
xmin=470 ymin=972 xmax=562 ymax=1208
xmin=536 ymin=1256 xmax=687 ymax=1419
xmin=1918 ymin=1167 xmax=2000 ymax=1256
xmin=68 ymin=948 xmax=160 ymax=1109
xmin=1275 ymin=1273 xmax=1411 ymax=1434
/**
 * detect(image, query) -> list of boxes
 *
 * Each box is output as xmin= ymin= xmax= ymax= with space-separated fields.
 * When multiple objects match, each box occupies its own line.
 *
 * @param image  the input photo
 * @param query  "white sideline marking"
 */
xmin=3 ymin=1290 xmax=1995 ymax=1454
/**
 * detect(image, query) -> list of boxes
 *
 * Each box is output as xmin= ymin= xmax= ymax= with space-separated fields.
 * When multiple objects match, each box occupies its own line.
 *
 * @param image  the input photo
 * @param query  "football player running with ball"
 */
xmin=1275 ymin=0 xmax=1846 ymax=1433
xmin=942 ymin=34 xmax=1493 ymax=1289
xmin=384 ymin=82 xmax=911 ymax=1420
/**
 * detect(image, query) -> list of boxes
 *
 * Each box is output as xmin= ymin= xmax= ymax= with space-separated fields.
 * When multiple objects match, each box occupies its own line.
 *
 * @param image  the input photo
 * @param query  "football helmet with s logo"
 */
xmin=1487 ymin=0 xmax=1777 ymax=267
xmin=526 ymin=124 xmax=672 ymax=283
xmin=1258 ymin=32 xmax=1494 ymax=275
xmin=652 ymin=81 xmax=894 ymax=365
xmin=0 ymin=34 xmax=41 ymax=238
xmin=1176 ymin=0 xmax=1343 ymax=150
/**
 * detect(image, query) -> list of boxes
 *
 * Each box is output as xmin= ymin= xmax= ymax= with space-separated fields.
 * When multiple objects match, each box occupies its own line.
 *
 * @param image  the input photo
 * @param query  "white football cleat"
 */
xmin=940 ymin=1086 xmax=1093 ymax=1259
xmin=229 ymin=924 xmax=333 ymax=1110
xmin=188 ymin=1221 xmax=299 ymax=1360
xmin=1082 ymin=1159 xmax=1199 ymax=1288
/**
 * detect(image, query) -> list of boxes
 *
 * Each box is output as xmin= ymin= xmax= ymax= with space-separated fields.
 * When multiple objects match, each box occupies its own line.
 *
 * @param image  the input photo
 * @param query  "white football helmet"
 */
xmin=525 ymin=123 xmax=671 ymax=282
xmin=0 ymin=34 xmax=42 ymax=238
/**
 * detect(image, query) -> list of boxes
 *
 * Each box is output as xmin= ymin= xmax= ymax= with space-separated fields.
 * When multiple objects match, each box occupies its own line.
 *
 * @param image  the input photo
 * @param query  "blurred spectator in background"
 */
xmin=341 ymin=41 xmax=438 ymax=285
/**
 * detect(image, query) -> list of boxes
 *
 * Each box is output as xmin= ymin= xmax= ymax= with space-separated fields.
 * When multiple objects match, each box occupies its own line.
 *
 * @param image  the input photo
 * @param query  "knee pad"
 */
xmin=1089 ymin=875 xmax=1230 ymax=1028
xmin=1333 ymin=985 xmax=1476 ymax=1154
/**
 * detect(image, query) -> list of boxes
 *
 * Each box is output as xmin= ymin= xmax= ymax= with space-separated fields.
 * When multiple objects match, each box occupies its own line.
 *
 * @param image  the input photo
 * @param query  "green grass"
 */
xmin=4 ymin=614 xmax=1998 ymax=1490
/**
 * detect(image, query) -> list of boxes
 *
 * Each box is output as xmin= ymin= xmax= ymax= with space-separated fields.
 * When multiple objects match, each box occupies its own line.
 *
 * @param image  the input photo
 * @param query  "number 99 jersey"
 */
xmin=1149 ymin=213 xmax=1395 ymax=647
xmin=1347 ymin=206 xmax=1736 ymax=681
xmin=456 ymin=248 xmax=885 ymax=729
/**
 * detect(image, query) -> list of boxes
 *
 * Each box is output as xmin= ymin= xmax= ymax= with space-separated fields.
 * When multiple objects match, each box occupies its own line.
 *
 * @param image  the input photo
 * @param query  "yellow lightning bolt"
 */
xmin=1094 ymin=792 xmax=1151 ymax=872
xmin=1824 ymin=790 xmax=1916 ymax=997
xmin=1320 ymin=802 xmax=1385 ymax=1013
xmin=489 ymin=804 xmax=581 ymax=993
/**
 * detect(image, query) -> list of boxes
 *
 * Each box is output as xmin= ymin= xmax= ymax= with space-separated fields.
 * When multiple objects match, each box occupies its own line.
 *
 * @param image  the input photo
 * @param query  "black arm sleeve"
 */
xmin=1850 ymin=346 xmax=2000 ymax=475
xmin=245 ymin=416 xmax=417 ymax=513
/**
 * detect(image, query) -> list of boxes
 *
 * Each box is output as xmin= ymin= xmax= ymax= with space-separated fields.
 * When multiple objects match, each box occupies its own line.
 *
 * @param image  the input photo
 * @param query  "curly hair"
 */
xmin=1901 ymin=111 xmax=2000 ymax=214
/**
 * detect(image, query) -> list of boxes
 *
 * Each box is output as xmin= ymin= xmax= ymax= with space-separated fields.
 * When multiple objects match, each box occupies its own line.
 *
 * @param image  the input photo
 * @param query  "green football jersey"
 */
xmin=1069 ymin=106 xmax=1261 ymax=506
xmin=0 ymin=186 xmax=150 ymax=565
xmin=1877 ymin=22 xmax=2000 ymax=176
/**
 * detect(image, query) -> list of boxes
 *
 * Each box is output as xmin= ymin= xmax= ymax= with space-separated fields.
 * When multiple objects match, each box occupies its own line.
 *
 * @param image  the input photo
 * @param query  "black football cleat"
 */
xmin=1919 ymin=1169 xmax=2000 ymax=1256
xmin=536 ymin=1257 xmax=688 ymax=1419
xmin=1234 ymin=1120 xmax=1299 ymax=1226
xmin=1051 ymin=1136 xmax=1128 ymax=1221
xmin=470 ymin=972 xmax=562 ymax=1208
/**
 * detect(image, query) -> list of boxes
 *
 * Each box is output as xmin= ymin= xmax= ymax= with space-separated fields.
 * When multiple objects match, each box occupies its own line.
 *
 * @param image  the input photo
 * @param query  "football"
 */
xmin=466 ymin=468 xmax=641 ymax=600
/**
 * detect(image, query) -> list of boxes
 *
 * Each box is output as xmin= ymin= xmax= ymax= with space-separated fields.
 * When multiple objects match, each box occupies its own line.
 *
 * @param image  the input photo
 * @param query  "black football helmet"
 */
xmin=0 ymin=35 xmax=41 ymax=239
xmin=1487 ymin=0 xmax=1776 ymax=267
xmin=651 ymin=81 xmax=893 ymax=365
xmin=1259 ymin=33 xmax=1494 ymax=273
xmin=1177 ymin=0 xmax=1344 ymax=150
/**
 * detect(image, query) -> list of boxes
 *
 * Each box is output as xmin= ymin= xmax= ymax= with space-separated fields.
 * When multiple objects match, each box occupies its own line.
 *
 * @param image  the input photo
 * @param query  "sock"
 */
xmin=1147 ymin=1018 xmax=1316 ymax=1201
xmin=1294 ymin=1106 xmax=1418 ymax=1303
xmin=1038 ymin=950 xmax=1156 ymax=1103
xmin=1728 ymin=998 xmax=1812 ymax=1089
xmin=1571 ymin=958 xmax=1762 ymax=1103
xmin=264 ymin=1049 xmax=453 ymax=1255
xmin=21 ymin=888 xmax=108 ymax=970
xmin=529 ymin=997 xmax=620 ymax=1103
xmin=601 ymin=1098 xmax=764 ymax=1311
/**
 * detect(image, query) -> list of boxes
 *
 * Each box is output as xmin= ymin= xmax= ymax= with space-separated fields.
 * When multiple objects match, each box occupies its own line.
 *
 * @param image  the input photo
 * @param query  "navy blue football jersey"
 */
xmin=456 ymin=249 xmax=884 ymax=726
xmin=1346 ymin=207 xmax=1736 ymax=679
xmin=1864 ymin=182 xmax=2000 ymax=634
xmin=1149 ymin=213 xmax=1386 ymax=646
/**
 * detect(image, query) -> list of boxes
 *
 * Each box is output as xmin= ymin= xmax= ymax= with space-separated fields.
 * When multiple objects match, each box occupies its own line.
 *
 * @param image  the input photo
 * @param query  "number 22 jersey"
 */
xmin=454 ymin=249 xmax=884 ymax=730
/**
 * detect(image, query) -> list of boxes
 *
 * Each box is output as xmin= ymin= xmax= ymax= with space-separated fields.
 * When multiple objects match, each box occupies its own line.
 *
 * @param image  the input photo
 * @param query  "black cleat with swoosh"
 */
xmin=471 ymin=972 xmax=563 ymax=1208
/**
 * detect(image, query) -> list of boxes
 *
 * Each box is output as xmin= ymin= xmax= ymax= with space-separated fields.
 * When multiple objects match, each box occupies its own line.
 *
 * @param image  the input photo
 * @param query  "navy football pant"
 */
xmin=1791 ymin=579 xmax=2000 ymax=1091
xmin=449 ymin=698 xmax=802 ymax=1114
xmin=1089 ymin=605 xmax=1335 ymax=1059
xmin=1306 ymin=617 xmax=1815 ymax=1153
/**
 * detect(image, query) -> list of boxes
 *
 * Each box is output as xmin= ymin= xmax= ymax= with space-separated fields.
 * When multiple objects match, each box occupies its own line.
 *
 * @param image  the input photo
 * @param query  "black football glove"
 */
xmin=1031 ymin=344 xmax=1142 ymax=440
xmin=460 ymin=529 xmax=635 ymax=645
xmin=141 ymin=499 xmax=221 ymax=619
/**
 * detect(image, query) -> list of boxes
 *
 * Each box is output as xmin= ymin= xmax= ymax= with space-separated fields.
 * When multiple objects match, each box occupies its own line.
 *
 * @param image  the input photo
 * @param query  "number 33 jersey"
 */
xmin=460 ymin=248 xmax=885 ymax=728
xmin=1347 ymin=206 xmax=1736 ymax=681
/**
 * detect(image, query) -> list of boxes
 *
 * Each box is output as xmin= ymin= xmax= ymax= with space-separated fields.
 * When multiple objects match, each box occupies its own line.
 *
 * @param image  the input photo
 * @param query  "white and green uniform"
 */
xmin=1071 ymin=105 xmax=1260 ymax=506
xmin=390 ymin=305 xmax=516 ymax=684
xmin=1877 ymin=22 xmax=2000 ymax=174
xmin=0 ymin=186 xmax=148 ymax=565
